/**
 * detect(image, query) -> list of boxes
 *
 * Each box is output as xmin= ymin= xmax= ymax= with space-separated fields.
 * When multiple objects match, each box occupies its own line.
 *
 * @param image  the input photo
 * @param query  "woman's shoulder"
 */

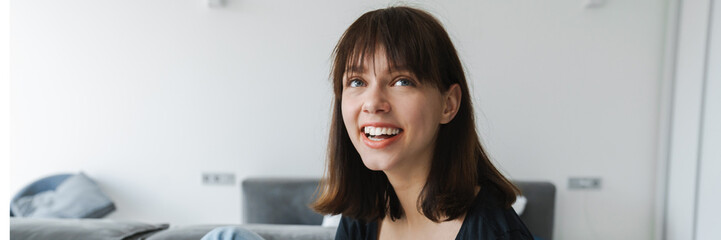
xmin=455 ymin=184 xmax=534 ymax=240
xmin=335 ymin=215 xmax=377 ymax=240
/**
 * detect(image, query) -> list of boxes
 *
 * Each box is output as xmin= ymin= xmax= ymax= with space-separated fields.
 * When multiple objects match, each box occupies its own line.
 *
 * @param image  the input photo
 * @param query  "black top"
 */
xmin=334 ymin=185 xmax=534 ymax=240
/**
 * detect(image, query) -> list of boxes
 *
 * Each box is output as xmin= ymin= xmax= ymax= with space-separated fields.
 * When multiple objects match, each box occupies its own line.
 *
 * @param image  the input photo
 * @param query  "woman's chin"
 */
xmin=360 ymin=157 xmax=396 ymax=172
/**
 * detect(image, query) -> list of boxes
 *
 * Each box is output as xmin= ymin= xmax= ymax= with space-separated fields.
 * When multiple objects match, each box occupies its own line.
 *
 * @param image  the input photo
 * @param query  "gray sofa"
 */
xmin=10 ymin=178 xmax=555 ymax=240
xmin=241 ymin=178 xmax=556 ymax=240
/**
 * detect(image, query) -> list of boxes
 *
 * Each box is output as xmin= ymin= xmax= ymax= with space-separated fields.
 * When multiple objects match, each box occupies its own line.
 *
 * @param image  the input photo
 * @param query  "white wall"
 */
xmin=10 ymin=0 xmax=668 ymax=239
xmin=2 ymin=0 xmax=11 ymax=237
xmin=696 ymin=1 xmax=721 ymax=235
xmin=665 ymin=0 xmax=721 ymax=239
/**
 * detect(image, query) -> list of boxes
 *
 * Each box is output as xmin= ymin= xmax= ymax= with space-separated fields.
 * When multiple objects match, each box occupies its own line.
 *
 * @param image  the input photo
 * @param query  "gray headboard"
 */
xmin=242 ymin=178 xmax=324 ymax=225
xmin=242 ymin=178 xmax=555 ymax=240
xmin=514 ymin=181 xmax=556 ymax=240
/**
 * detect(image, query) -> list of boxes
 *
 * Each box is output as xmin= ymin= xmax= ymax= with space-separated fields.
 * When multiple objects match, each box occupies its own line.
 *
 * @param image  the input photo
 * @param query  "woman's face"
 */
xmin=341 ymin=49 xmax=453 ymax=173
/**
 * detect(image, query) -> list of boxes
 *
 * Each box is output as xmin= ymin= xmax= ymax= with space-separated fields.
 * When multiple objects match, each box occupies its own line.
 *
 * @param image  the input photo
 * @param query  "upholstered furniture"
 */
xmin=242 ymin=178 xmax=557 ymax=240
xmin=10 ymin=173 xmax=116 ymax=219
xmin=10 ymin=178 xmax=556 ymax=240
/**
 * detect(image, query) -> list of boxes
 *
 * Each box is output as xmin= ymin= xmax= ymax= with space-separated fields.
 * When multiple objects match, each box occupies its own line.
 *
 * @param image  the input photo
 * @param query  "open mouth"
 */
xmin=363 ymin=126 xmax=403 ymax=141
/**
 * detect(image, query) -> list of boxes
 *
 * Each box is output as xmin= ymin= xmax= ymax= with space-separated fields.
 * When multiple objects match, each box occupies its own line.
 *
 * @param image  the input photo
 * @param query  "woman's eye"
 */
xmin=348 ymin=79 xmax=365 ymax=87
xmin=393 ymin=78 xmax=414 ymax=87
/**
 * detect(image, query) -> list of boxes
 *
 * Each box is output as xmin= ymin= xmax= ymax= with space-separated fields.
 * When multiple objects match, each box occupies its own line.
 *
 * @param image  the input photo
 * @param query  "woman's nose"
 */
xmin=361 ymin=87 xmax=391 ymax=114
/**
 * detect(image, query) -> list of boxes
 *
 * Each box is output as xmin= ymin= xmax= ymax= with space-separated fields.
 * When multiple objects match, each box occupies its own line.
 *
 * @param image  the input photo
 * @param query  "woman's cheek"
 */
xmin=341 ymin=97 xmax=359 ymax=136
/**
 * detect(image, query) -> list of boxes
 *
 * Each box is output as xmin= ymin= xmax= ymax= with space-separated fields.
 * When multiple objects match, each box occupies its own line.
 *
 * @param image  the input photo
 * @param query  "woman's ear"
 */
xmin=440 ymin=83 xmax=462 ymax=124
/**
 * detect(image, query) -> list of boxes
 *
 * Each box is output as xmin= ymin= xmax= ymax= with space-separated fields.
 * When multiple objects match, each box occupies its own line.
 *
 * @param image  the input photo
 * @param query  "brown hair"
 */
xmin=312 ymin=6 xmax=519 ymax=223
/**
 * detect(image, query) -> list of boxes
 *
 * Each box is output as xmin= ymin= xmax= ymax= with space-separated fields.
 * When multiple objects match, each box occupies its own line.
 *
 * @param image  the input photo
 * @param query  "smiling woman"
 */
xmin=312 ymin=6 xmax=533 ymax=240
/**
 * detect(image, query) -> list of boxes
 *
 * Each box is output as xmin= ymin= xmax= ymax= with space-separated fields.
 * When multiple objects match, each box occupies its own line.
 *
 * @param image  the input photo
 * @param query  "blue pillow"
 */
xmin=11 ymin=172 xmax=116 ymax=218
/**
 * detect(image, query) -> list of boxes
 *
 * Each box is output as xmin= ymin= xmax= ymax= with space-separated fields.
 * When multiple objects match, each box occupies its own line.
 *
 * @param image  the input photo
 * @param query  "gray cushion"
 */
xmin=514 ymin=181 xmax=556 ymax=240
xmin=242 ymin=178 xmax=324 ymax=225
xmin=142 ymin=225 xmax=222 ymax=240
xmin=243 ymin=224 xmax=336 ymax=240
xmin=11 ymin=172 xmax=116 ymax=218
xmin=10 ymin=218 xmax=169 ymax=240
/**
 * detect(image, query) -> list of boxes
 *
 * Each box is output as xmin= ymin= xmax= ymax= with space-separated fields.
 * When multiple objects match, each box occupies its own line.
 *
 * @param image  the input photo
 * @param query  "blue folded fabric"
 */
xmin=11 ymin=172 xmax=116 ymax=218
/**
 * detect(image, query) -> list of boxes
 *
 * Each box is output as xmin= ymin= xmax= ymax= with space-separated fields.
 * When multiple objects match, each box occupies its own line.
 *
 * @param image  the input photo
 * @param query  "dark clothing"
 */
xmin=335 ymin=185 xmax=533 ymax=240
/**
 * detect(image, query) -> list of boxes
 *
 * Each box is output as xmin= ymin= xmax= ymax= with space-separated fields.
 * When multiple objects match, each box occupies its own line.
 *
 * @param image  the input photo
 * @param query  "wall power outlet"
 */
xmin=202 ymin=172 xmax=236 ymax=186
xmin=568 ymin=177 xmax=602 ymax=190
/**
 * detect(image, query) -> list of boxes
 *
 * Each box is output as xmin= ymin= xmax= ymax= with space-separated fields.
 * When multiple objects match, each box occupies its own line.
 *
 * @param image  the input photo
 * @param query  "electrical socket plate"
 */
xmin=568 ymin=177 xmax=602 ymax=190
xmin=202 ymin=173 xmax=236 ymax=186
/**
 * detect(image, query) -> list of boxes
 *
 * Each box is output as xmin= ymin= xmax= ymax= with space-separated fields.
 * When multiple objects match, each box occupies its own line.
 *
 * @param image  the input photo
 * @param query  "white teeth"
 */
xmin=363 ymin=126 xmax=402 ymax=136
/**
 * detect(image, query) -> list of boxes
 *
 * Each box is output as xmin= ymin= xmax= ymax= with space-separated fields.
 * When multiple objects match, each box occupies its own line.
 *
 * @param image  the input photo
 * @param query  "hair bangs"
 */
xmin=332 ymin=8 xmax=445 ymax=97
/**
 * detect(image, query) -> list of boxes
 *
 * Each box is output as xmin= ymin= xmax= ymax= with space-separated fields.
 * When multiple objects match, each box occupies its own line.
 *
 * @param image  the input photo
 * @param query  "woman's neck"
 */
xmin=383 ymin=156 xmax=432 ymax=225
